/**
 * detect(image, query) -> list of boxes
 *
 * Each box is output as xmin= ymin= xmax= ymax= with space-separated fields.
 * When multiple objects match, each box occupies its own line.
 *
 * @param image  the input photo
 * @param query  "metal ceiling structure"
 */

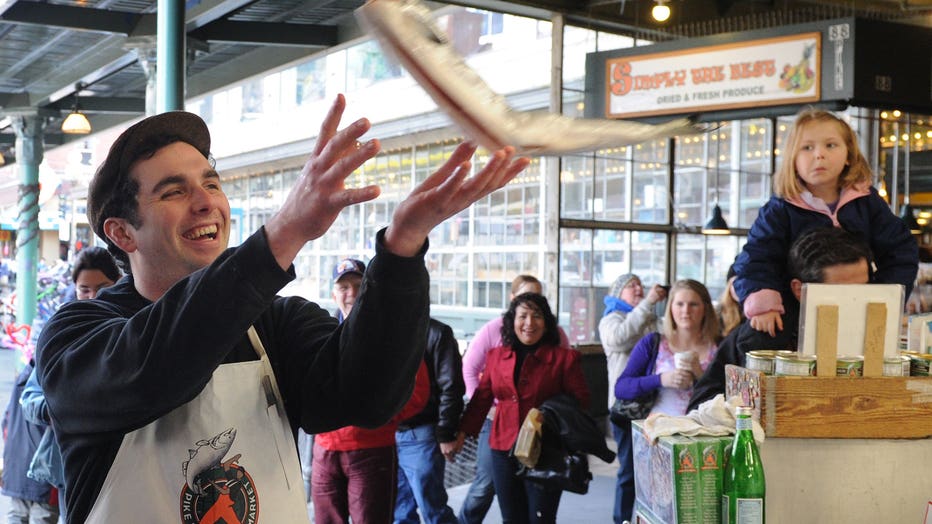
xmin=0 ymin=0 xmax=929 ymax=162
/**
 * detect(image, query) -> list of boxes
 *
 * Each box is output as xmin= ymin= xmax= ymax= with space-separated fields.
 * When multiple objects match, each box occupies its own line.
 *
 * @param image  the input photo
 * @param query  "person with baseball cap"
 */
xmin=332 ymin=258 xmax=365 ymax=322
xmin=311 ymin=257 xmax=431 ymax=524
xmin=34 ymin=94 xmax=529 ymax=523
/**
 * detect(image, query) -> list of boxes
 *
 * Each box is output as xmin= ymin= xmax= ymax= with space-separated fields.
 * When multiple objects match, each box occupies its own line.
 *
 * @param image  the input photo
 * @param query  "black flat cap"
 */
xmin=87 ymin=111 xmax=211 ymax=242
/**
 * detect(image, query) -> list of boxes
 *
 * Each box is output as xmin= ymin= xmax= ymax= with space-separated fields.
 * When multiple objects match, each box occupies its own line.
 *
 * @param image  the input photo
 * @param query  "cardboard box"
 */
xmin=654 ymin=435 xmax=701 ymax=524
xmin=692 ymin=435 xmax=729 ymax=524
xmin=631 ymin=420 xmax=654 ymax=508
xmin=633 ymin=421 xmax=731 ymax=524
xmin=632 ymin=422 xmax=702 ymax=524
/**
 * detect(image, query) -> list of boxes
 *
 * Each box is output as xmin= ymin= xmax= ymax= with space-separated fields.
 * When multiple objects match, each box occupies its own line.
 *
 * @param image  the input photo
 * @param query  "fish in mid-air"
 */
xmin=356 ymin=0 xmax=705 ymax=155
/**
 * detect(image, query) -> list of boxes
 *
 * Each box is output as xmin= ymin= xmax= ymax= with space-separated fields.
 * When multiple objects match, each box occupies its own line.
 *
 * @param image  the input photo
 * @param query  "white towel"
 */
xmin=642 ymin=394 xmax=765 ymax=444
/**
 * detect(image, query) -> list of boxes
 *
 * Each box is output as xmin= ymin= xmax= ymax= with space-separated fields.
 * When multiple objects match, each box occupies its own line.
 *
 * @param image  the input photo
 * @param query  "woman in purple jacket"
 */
xmin=612 ymin=279 xmax=720 ymax=520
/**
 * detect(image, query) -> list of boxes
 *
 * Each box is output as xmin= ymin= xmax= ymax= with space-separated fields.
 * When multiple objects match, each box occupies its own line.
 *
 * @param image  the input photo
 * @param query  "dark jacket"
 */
xmin=733 ymin=188 xmax=917 ymax=310
xmin=36 ymin=227 xmax=429 ymax=524
xmin=687 ymin=300 xmax=799 ymax=413
xmin=398 ymin=318 xmax=465 ymax=443
xmin=517 ymin=394 xmax=614 ymax=495
xmin=538 ymin=394 xmax=615 ymax=464
xmin=1 ymin=363 xmax=54 ymax=504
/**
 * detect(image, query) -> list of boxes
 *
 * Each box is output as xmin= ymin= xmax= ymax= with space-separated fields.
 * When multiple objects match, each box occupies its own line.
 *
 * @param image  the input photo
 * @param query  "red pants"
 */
xmin=311 ymin=443 xmax=398 ymax=524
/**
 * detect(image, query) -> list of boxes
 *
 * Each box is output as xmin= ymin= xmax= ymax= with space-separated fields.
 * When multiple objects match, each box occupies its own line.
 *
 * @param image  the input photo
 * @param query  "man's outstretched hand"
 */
xmin=266 ymin=94 xmax=382 ymax=269
xmin=266 ymin=94 xmax=530 ymax=266
xmin=385 ymin=142 xmax=530 ymax=257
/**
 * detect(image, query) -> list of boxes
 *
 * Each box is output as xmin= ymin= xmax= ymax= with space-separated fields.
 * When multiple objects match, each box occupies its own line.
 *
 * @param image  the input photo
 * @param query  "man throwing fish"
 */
xmin=35 ymin=94 xmax=529 ymax=523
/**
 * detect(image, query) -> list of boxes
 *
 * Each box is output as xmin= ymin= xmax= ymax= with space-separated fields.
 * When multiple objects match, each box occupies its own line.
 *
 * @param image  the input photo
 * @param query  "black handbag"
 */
xmin=515 ymin=452 xmax=592 ymax=495
xmin=609 ymin=390 xmax=658 ymax=426
xmin=610 ymin=333 xmax=661 ymax=426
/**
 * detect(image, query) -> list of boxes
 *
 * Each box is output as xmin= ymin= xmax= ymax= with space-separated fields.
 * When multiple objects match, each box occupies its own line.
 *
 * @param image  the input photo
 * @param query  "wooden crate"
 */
xmin=724 ymin=364 xmax=932 ymax=438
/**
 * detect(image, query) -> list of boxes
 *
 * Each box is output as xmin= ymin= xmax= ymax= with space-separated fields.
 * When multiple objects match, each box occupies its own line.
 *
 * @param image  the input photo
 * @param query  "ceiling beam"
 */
xmin=191 ymin=20 xmax=338 ymax=47
xmin=0 ymin=2 xmax=143 ymax=35
xmin=45 ymin=96 xmax=145 ymax=114
xmin=0 ymin=92 xmax=30 ymax=108
xmin=185 ymin=0 xmax=258 ymax=30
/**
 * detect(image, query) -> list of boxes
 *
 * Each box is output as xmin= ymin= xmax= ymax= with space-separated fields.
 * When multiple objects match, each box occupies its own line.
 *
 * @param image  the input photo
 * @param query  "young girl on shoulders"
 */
xmin=733 ymin=107 xmax=918 ymax=336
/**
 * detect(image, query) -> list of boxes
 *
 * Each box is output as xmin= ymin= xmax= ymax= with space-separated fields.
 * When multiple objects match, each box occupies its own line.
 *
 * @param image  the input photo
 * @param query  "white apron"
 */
xmin=86 ymin=327 xmax=309 ymax=524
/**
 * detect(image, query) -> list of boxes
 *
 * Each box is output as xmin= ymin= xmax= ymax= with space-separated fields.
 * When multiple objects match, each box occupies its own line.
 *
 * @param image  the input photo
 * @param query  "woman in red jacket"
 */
xmin=455 ymin=293 xmax=589 ymax=524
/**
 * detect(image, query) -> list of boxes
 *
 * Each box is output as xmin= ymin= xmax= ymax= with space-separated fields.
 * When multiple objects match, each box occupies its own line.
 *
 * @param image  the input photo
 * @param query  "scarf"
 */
xmin=603 ymin=295 xmax=634 ymax=317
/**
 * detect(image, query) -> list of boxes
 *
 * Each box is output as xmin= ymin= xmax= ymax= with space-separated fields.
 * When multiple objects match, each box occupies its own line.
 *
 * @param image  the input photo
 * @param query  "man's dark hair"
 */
xmin=72 ymin=246 xmax=121 ymax=284
xmin=788 ymin=227 xmax=873 ymax=283
xmin=500 ymin=292 xmax=561 ymax=348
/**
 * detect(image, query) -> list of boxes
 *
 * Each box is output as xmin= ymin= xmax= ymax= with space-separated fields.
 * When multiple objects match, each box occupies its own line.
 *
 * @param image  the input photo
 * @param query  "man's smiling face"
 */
xmin=118 ymin=141 xmax=231 ymax=287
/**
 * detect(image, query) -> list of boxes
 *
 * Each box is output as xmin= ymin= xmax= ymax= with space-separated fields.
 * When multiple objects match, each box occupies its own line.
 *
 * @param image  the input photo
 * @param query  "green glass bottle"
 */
xmin=722 ymin=406 xmax=765 ymax=523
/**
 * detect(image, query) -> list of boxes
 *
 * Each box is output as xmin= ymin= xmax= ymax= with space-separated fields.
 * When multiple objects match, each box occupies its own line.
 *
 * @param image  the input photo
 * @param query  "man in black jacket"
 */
xmin=35 ymin=96 xmax=528 ymax=523
xmin=394 ymin=318 xmax=465 ymax=524
xmin=688 ymin=227 xmax=873 ymax=412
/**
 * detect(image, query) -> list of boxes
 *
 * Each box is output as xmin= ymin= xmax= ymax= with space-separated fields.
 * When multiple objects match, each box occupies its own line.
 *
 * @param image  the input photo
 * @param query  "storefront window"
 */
xmin=561 ymin=118 xmax=772 ymax=344
xmin=674 ymin=234 xmax=745 ymax=300
xmin=559 ymin=227 xmax=668 ymax=345
xmin=295 ymin=57 xmax=327 ymax=106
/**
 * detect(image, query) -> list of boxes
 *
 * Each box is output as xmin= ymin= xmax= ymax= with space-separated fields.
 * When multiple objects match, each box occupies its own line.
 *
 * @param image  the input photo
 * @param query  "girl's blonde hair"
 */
xmin=718 ymin=277 xmax=743 ymax=338
xmin=662 ymin=279 xmax=721 ymax=343
xmin=773 ymin=108 xmax=873 ymax=199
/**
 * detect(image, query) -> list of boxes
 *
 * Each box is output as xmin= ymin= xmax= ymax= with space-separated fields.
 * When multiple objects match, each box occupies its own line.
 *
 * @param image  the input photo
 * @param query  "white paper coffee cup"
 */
xmin=674 ymin=351 xmax=696 ymax=370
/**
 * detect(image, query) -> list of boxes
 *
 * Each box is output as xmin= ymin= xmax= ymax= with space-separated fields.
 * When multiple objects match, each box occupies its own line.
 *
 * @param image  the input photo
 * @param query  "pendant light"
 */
xmin=900 ymin=114 xmax=921 ymax=235
xmin=61 ymin=100 xmax=92 ymax=135
xmin=702 ymin=130 xmax=731 ymax=235
xmin=62 ymin=83 xmax=92 ymax=135
xmin=652 ymin=1 xmax=671 ymax=22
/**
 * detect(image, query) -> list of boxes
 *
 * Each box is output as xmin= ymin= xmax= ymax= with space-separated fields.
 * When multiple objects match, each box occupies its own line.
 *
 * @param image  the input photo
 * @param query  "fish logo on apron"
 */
xmin=179 ymin=427 xmax=260 ymax=524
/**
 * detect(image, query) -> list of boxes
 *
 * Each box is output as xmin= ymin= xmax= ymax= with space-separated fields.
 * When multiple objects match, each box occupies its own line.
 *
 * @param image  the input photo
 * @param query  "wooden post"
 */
xmin=862 ymin=302 xmax=886 ymax=377
xmin=815 ymin=304 xmax=839 ymax=377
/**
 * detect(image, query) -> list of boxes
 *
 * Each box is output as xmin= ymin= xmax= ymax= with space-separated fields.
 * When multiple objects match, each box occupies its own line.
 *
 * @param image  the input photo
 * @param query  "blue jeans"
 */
xmin=612 ymin=419 xmax=635 ymax=524
xmin=395 ymin=424 xmax=457 ymax=524
xmin=458 ymin=417 xmax=494 ymax=524
xmin=489 ymin=449 xmax=562 ymax=524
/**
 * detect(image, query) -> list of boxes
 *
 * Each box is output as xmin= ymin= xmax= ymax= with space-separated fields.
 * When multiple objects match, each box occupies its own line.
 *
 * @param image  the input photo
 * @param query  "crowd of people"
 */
xmin=0 ymin=100 xmax=919 ymax=524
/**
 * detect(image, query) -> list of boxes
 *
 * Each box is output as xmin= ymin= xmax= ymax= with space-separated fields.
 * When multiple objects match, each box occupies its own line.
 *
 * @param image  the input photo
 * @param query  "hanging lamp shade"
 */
xmin=701 ymin=204 xmax=730 ymax=235
xmin=62 ymin=108 xmax=91 ymax=135
xmin=900 ymin=203 xmax=922 ymax=235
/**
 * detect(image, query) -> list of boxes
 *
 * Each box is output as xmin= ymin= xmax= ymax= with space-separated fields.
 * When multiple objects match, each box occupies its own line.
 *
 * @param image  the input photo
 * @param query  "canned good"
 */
xmin=775 ymin=354 xmax=817 ymax=376
xmin=746 ymin=350 xmax=777 ymax=375
xmin=908 ymin=353 xmax=932 ymax=377
xmin=883 ymin=355 xmax=911 ymax=377
xmin=836 ymin=355 xmax=864 ymax=377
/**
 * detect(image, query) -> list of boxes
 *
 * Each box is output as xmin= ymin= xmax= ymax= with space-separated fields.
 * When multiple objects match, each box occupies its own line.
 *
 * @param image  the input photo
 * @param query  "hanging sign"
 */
xmin=604 ymin=33 xmax=821 ymax=118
